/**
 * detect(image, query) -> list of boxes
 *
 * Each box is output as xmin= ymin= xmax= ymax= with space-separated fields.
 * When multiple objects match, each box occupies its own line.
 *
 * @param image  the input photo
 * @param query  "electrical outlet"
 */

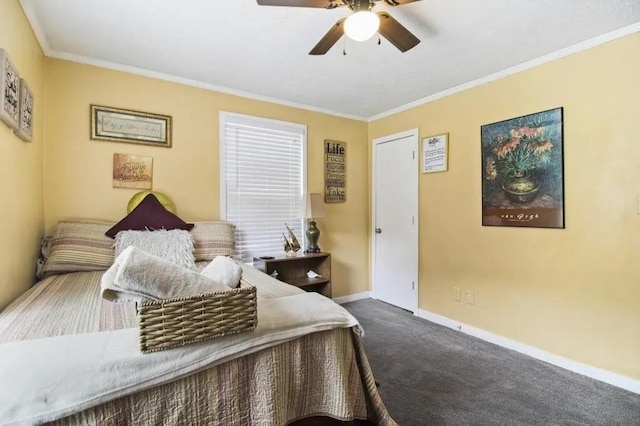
xmin=453 ymin=287 xmax=461 ymax=301
xmin=465 ymin=290 xmax=475 ymax=305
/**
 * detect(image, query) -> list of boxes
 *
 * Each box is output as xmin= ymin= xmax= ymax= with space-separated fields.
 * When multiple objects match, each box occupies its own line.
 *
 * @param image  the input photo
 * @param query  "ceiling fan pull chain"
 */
xmin=378 ymin=36 xmax=381 ymax=45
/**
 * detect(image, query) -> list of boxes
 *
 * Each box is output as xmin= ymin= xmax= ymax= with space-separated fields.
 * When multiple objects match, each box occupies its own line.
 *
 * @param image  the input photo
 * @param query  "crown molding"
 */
xmin=368 ymin=22 xmax=640 ymax=122
xmin=19 ymin=0 xmax=51 ymax=54
xmin=48 ymin=51 xmax=369 ymax=122
xmin=18 ymin=1 xmax=366 ymax=122
xmin=18 ymin=1 xmax=640 ymax=123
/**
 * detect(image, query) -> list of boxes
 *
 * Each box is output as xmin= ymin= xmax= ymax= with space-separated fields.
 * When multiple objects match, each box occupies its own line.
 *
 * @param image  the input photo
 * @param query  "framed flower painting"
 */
xmin=481 ymin=107 xmax=564 ymax=228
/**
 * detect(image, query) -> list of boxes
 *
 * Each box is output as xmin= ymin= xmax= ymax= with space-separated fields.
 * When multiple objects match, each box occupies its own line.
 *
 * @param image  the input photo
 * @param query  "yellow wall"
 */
xmin=0 ymin=0 xmax=44 ymax=309
xmin=43 ymin=59 xmax=369 ymax=298
xmin=369 ymin=33 xmax=640 ymax=379
xmin=5 ymin=0 xmax=638 ymax=383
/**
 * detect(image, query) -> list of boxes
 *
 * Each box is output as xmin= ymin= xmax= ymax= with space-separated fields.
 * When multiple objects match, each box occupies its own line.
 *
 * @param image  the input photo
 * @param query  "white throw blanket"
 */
xmin=0 ymin=292 xmax=361 ymax=426
xmin=101 ymin=246 xmax=230 ymax=303
xmin=200 ymin=255 xmax=243 ymax=288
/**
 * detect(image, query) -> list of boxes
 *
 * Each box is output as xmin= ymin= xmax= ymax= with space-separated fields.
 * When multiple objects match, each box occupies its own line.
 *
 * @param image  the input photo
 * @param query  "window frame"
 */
xmin=219 ymin=111 xmax=308 ymax=261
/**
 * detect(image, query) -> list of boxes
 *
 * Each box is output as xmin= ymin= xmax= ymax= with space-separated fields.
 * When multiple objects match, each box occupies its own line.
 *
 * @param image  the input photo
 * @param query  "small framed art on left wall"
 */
xmin=15 ymin=78 xmax=33 ymax=142
xmin=0 ymin=49 xmax=20 ymax=131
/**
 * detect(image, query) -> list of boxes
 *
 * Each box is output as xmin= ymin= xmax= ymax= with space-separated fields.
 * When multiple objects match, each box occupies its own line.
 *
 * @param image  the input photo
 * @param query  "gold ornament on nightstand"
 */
xmin=283 ymin=233 xmax=291 ymax=253
xmin=283 ymin=224 xmax=300 ymax=257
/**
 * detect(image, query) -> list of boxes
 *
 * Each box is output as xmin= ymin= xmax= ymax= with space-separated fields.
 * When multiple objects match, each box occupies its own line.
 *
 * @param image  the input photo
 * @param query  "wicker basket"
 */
xmin=136 ymin=280 xmax=257 ymax=353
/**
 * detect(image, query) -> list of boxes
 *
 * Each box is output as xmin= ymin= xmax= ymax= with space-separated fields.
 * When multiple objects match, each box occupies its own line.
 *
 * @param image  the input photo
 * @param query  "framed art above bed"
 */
xmin=90 ymin=104 xmax=172 ymax=148
xmin=112 ymin=153 xmax=153 ymax=189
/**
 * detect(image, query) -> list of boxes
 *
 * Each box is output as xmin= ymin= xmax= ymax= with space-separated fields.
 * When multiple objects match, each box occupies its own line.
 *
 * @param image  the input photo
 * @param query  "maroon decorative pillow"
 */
xmin=105 ymin=194 xmax=194 ymax=238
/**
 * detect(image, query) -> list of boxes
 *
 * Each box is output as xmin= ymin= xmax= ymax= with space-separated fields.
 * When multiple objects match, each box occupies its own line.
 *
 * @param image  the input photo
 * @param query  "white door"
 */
xmin=372 ymin=129 xmax=419 ymax=312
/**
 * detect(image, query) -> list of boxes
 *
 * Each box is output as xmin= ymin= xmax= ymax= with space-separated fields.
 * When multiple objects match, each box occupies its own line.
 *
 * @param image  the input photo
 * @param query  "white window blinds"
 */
xmin=220 ymin=112 xmax=306 ymax=263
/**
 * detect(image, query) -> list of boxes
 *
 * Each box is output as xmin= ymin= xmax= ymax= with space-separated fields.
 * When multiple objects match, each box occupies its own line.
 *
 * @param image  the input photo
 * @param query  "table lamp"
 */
xmin=299 ymin=193 xmax=327 ymax=253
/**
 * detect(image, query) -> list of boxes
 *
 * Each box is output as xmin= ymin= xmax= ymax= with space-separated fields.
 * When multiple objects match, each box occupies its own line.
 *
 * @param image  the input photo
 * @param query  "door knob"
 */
xmin=375 ymin=228 xmax=382 ymax=234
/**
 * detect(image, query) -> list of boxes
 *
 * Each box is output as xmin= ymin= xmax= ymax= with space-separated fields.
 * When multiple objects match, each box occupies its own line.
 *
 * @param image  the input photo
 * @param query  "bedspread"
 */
xmin=0 ymin=264 xmax=396 ymax=426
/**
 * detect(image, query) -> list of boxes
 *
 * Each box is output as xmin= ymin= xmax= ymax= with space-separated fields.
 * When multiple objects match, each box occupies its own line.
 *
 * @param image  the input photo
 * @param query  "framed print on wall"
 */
xmin=15 ymin=78 xmax=33 ymax=142
xmin=481 ymin=107 xmax=564 ymax=228
xmin=0 ymin=49 xmax=20 ymax=130
xmin=113 ymin=153 xmax=153 ymax=189
xmin=422 ymin=133 xmax=448 ymax=173
xmin=324 ymin=139 xmax=346 ymax=203
xmin=91 ymin=105 xmax=172 ymax=147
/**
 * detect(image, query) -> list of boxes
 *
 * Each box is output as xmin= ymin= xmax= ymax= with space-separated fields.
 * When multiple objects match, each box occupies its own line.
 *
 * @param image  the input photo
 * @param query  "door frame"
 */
xmin=371 ymin=128 xmax=419 ymax=313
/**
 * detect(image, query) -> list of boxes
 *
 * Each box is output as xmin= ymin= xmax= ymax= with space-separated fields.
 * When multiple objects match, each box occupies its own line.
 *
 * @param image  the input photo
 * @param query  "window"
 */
xmin=220 ymin=112 xmax=307 ymax=263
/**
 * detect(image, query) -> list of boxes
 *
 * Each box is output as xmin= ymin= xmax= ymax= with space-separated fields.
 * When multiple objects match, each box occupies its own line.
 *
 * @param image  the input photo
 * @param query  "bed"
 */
xmin=0 ymin=217 xmax=396 ymax=426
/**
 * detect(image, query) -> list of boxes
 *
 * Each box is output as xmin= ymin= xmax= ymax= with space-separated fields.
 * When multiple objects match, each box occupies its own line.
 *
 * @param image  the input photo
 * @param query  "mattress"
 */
xmin=0 ymin=265 xmax=395 ymax=425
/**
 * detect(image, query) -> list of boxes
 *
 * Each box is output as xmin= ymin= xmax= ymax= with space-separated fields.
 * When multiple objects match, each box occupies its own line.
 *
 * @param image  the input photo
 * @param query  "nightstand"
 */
xmin=253 ymin=252 xmax=331 ymax=298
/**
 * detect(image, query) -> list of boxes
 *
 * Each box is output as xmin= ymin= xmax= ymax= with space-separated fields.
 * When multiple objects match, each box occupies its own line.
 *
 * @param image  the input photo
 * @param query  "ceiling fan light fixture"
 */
xmin=344 ymin=11 xmax=380 ymax=42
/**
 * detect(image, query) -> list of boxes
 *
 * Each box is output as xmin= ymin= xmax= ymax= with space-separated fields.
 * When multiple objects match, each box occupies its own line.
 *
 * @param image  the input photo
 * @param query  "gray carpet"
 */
xmin=343 ymin=299 xmax=640 ymax=426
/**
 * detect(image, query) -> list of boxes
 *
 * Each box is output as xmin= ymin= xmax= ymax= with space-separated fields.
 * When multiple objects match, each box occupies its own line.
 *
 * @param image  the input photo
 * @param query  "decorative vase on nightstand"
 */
xmin=300 ymin=193 xmax=327 ymax=253
xmin=306 ymin=221 xmax=321 ymax=253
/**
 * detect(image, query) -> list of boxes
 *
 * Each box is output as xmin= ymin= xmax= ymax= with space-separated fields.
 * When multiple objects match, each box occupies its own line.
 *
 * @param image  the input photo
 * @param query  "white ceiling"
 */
xmin=19 ymin=0 xmax=640 ymax=120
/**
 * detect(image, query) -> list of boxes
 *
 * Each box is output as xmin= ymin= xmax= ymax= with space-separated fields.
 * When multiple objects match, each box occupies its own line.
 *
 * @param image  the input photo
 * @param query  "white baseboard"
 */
xmin=333 ymin=292 xmax=371 ymax=305
xmin=416 ymin=308 xmax=640 ymax=395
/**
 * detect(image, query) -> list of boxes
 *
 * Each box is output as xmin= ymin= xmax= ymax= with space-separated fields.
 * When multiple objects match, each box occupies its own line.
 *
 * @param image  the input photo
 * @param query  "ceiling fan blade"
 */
xmin=377 ymin=11 xmax=420 ymax=52
xmin=383 ymin=0 xmax=422 ymax=5
xmin=309 ymin=18 xmax=346 ymax=55
xmin=257 ymin=0 xmax=344 ymax=8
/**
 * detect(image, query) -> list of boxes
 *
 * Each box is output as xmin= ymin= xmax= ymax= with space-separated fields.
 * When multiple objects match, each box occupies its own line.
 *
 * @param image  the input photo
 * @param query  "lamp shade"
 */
xmin=300 ymin=193 xmax=326 ymax=219
xmin=344 ymin=11 xmax=380 ymax=42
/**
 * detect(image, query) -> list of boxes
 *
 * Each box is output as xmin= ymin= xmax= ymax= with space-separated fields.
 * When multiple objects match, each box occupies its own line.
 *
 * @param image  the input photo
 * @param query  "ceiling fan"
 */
xmin=256 ymin=0 xmax=422 ymax=55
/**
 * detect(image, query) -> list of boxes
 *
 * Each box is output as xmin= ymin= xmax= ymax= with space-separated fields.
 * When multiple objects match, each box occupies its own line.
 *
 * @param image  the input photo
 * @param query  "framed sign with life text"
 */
xmin=324 ymin=139 xmax=346 ymax=203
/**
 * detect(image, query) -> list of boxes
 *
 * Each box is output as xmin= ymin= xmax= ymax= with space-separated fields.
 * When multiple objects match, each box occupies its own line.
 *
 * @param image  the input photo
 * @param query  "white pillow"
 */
xmin=114 ymin=229 xmax=196 ymax=270
xmin=200 ymin=256 xmax=242 ymax=288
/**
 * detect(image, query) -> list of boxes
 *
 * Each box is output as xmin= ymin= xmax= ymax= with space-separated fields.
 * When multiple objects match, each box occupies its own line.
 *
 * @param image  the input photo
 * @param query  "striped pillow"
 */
xmin=190 ymin=222 xmax=236 ymax=261
xmin=41 ymin=220 xmax=115 ymax=277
